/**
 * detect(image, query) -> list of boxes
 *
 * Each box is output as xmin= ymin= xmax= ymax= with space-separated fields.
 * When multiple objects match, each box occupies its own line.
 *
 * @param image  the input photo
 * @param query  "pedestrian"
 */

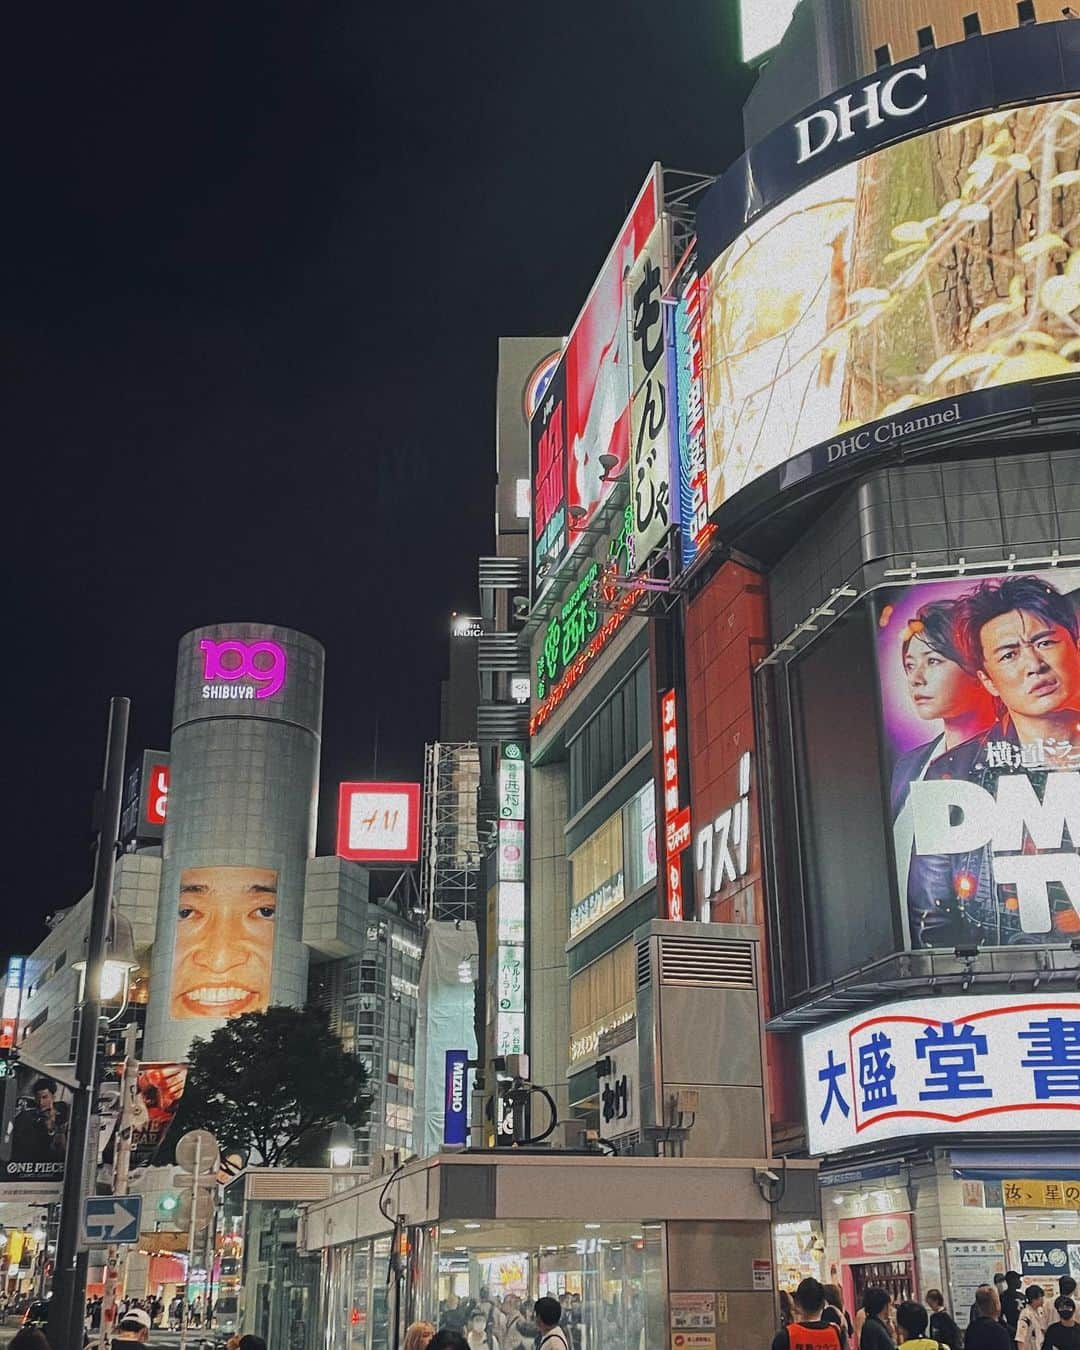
xmin=1045 ymin=1298 xmax=1079 ymax=1350
xmin=501 ymin=1297 xmax=532 ymax=1350
xmin=1050 ymin=1284 xmax=1078 ymax=1329
xmin=440 ymin=1292 xmax=469 ymax=1333
xmin=1017 ymin=1289 xmax=1046 ymax=1350
xmin=896 ymin=1300 xmax=946 ymax=1350
xmin=464 ymin=1309 xmax=495 ymax=1349
xmin=112 ymin=1307 xmax=155 ymax=1346
xmin=10 ymin=1330 xmax=51 ymax=1350
xmin=927 ymin=1291 xmax=963 ymax=1350
xmin=770 ymin=1276 xmax=848 ymax=1350
xmin=404 ymin=1322 xmax=436 ymax=1350
xmin=427 ymin=1334 xmax=469 ymax=1350
xmin=966 ymin=1285 xmax=1014 ymax=1350
xmin=780 ymin=1294 xmax=796 ymax=1328
xmin=861 ymin=1290 xmax=896 ymax=1350
xmin=825 ymin=1285 xmax=855 ymax=1340
xmin=534 ymin=1296 xmax=571 ymax=1350
xmin=1002 ymin=1276 xmax=1026 ymax=1334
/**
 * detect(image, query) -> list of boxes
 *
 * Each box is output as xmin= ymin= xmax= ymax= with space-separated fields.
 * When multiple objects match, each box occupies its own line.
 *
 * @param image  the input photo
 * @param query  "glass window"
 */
xmin=624 ymin=781 xmax=658 ymax=894
xmin=568 ymin=811 xmax=625 ymax=941
xmin=567 ymin=660 xmax=651 ymax=816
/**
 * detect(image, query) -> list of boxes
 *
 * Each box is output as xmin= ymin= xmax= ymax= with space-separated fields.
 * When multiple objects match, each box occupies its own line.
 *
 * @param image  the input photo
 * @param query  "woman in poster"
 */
xmin=889 ymin=599 xmax=998 ymax=813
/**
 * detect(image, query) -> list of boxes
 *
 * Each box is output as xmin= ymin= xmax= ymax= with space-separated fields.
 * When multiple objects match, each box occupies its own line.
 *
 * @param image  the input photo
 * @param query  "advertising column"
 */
xmin=143 ymin=623 xmax=324 ymax=1062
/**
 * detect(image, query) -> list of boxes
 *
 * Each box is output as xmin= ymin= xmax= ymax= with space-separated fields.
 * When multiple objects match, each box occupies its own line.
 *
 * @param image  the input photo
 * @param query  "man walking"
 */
xmin=771 ymin=1278 xmax=848 ymax=1350
xmin=1017 ymin=1289 xmax=1046 ymax=1350
xmin=967 ymin=1285 xmax=1014 ymax=1350
xmin=535 ymin=1296 xmax=571 ymax=1350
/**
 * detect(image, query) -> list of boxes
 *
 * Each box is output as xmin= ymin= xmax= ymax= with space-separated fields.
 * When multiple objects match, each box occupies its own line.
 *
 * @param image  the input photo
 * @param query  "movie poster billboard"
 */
xmin=702 ymin=97 xmax=1080 ymax=522
xmin=530 ymin=357 xmax=568 ymax=594
xmin=875 ymin=568 xmax=1080 ymax=950
xmin=98 ymin=1062 xmax=188 ymax=1177
xmin=0 ymin=1063 xmax=72 ymax=1199
xmin=170 ymin=865 xmax=278 ymax=1019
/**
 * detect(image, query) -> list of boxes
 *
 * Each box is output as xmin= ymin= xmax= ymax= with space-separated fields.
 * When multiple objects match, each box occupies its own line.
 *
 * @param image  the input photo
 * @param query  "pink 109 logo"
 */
xmin=199 ymin=638 xmax=287 ymax=701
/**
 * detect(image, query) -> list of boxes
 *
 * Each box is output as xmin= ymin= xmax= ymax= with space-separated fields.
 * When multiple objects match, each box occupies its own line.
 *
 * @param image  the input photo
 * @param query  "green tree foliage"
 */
xmin=167 ymin=1005 xmax=369 ymax=1167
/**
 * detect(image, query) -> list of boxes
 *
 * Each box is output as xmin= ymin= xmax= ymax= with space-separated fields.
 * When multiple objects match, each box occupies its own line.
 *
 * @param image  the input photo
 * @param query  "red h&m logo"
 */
xmin=337 ymin=783 xmax=422 ymax=863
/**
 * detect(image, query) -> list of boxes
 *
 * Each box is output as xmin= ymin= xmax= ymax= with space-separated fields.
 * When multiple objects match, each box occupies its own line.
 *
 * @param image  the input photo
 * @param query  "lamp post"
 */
xmin=48 ymin=697 xmax=130 ymax=1350
xmin=328 ymin=1120 xmax=355 ymax=1169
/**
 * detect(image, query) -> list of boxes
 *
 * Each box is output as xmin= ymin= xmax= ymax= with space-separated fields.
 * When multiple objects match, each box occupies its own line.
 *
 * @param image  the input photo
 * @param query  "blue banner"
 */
xmin=443 ymin=1050 xmax=469 ymax=1148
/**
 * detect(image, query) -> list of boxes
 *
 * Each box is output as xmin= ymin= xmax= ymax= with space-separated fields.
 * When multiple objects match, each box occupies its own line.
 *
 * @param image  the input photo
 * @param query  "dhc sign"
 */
xmin=795 ymin=65 xmax=928 ymax=164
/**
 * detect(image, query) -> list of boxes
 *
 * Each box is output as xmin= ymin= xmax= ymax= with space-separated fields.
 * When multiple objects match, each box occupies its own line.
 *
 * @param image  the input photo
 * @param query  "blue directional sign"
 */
xmin=80 ymin=1195 xmax=143 ymax=1247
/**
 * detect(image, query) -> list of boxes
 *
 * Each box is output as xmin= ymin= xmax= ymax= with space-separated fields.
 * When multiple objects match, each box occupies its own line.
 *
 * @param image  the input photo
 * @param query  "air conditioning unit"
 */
xmin=634 ymin=919 xmax=769 ymax=1159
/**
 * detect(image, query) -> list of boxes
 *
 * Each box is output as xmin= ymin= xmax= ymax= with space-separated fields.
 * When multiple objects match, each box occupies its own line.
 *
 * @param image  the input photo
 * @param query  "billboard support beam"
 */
xmin=49 ymin=696 xmax=130 ymax=1350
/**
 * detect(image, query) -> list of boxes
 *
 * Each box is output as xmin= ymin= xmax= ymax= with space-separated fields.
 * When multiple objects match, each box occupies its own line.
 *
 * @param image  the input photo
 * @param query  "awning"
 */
xmin=950 ymin=1148 xmax=1080 ymax=1181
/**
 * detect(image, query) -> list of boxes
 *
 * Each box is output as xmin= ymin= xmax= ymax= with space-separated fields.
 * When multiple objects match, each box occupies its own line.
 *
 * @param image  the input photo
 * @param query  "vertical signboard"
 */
xmin=531 ymin=360 xmax=568 ymax=594
xmin=661 ymin=690 xmax=691 ymax=924
xmin=495 ymin=745 xmax=527 ymax=1056
xmin=673 ymin=267 xmax=710 ymax=566
xmin=627 ymin=217 xmax=673 ymax=570
xmin=443 ymin=1050 xmax=469 ymax=1147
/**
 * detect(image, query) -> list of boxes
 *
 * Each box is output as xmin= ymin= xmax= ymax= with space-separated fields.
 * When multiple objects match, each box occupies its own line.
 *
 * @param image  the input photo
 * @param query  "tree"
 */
xmin=167 ymin=1005 xmax=369 ymax=1167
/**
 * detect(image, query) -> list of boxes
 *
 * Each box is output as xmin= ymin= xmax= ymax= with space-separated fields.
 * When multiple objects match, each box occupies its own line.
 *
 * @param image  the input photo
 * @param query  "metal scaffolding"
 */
xmin=420 ymin=741 xmax=481 ymax=922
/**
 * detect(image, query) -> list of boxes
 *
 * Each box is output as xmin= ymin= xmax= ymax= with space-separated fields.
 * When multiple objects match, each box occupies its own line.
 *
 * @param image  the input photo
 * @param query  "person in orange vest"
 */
xmin=772 ymin=1279 xmax=850 ymax=1350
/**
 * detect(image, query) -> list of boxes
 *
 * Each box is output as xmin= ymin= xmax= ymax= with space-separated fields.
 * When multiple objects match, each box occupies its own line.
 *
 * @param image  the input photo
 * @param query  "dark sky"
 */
xmin=5 ymin=3 xmax=751 ymax=961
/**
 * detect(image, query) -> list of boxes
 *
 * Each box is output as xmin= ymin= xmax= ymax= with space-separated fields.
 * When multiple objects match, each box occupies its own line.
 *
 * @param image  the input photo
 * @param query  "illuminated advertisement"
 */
xmin=337 ymin=781 xmax=422 ymax=863
xmin=565 ymin=170 xmax=660 ymax=540
xmin=0 ymin=1063 xmax=72 ymax=1198
xmin=498 ymin=820 xmax=525 ymax=882
xmin=627 ymin=217 xmax=672 ymax=568
xmin=530 ymin=168 xmax=661 ymax=592
xmin=170 ymin=865 xmax=278 ymax=1019
xmin=199 ymin=637 xmax=287 ymax=701
xmin=739 ymin=0 xmax=798 ymax=64
xmin=673 ymin=265 xmax=709 ymax=566
xmin=703 ymin=96 xmax=1080 ymax=519
xmin=494 ymin=745 xmax=527 ymax=1058
xmin=802 ymin=993 xmax=1080 ymax=1155
xmin=876 ymin=568 xmax=1080 ymax=949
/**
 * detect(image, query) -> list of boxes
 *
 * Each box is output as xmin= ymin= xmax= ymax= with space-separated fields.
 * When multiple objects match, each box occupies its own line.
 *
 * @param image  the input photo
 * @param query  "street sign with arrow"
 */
xmin=79 ymin=1195 xmax=143 ymax=1247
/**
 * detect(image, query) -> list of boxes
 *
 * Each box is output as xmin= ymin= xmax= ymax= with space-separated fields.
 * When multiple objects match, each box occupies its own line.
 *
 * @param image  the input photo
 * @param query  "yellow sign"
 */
xmin=138 ymin=1231 xmax=190 ymax=1254
xmin=1002 ymin=1179 xmax=1080 ymax=1210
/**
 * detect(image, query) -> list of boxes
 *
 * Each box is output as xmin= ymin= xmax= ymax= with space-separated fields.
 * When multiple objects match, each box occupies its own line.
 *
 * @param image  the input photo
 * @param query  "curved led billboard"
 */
xmin=703 ymin=95 xmax=1080 ymax=518
xmin=692 ymin=21 xmax=1080 ymax=530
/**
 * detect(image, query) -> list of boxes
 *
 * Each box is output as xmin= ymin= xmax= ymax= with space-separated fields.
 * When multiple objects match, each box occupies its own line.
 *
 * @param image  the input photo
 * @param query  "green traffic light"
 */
xmin=158 ymin=1194 xmax=180 ymax=1214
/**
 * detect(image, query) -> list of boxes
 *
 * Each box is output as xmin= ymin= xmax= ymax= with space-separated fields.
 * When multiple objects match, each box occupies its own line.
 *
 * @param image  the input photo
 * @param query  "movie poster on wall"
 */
xmin=874 ymin=568 xmax=1080 ymax=950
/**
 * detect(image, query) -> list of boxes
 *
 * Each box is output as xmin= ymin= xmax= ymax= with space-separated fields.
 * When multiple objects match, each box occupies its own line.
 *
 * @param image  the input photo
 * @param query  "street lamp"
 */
xmin=72 ymin=911 xmax=138 ymax=1013
xmin=328 ymin=1120 xmax=355 ymax=1169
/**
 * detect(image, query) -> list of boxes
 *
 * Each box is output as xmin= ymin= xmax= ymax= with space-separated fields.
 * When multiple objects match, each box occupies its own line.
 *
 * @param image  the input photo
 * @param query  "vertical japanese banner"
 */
xmin=661 ymin=690 xmax=691 ymax=920
xmin=530 ymin=358 xmax=568 ymax=596
xmin=801 ymin=993 xmax=1080 ymax=1155
xmin=626 ymin=216 xmax=673 ymax=571
xmin=673 ymin=266 xmax=709 ymax=566
xmin=495 ymin=744 xmax=527 ymax=1057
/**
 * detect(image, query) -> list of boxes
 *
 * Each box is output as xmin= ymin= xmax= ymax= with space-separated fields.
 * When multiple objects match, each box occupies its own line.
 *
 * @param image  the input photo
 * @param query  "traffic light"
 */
xmin=156 ymin=1192 xmax=181 ymax=1218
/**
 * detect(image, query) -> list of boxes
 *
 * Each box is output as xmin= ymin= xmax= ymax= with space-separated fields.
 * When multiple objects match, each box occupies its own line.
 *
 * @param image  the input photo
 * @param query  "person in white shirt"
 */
xmin=1018 ymin=1289 xmax=1046 ymax=1350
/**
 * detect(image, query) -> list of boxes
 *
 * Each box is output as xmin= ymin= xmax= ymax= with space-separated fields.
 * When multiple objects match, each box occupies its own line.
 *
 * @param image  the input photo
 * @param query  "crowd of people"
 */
xmin=776 ymin=1275 xmax=1079 ymax=1350
xmin=405 ymin=1291 xmax=578 ymax=1350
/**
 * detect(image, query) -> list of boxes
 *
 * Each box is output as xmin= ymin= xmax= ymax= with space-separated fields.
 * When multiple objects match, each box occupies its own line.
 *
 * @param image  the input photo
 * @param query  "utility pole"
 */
xmin=49 ymin=697 xmax=130 ymax=1350
xmin=178 ymin=1133 xmax=202 ymax=1350
xmin=98 ymin=1023 xmax=139 ymax=1350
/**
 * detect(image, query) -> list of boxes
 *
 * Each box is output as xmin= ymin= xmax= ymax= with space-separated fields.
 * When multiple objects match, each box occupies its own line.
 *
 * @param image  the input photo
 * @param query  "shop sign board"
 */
xmin=752 ymin=1259 xmax=773 ymax=1291
xmin=499 ymin=745 xmax=525 ymax=820
xmin=443 ymin=1050 xmax=469 ymax=1148
xmin=1003 ymin=1179 xmax=1080 ymax=1210
xmin=946 ymin=1240 xmax=1004 ymax=1324
xmin=1019 ymin=1241 xmax=1078 ymax=1278
xmin=802 ymin=994 xmax=1080 ymax=1155
xmin=670 ymin=1293 xmax=716 ymax=1329
xmin=627 ymin=217 xmax=673 ymax=570
xmin=337 ymin=782 xmax=422 ymax=863
xmin=671 ymin=1335 xmax=715 ymax=1350
xmin=597 ymin=1035 xmax=640 ymax=1141
xmin=838 ymin=1213 xmax=913 ymax=1261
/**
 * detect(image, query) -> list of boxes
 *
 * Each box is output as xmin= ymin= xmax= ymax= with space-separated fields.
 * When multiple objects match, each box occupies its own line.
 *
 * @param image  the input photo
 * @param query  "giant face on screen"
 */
xmin=877 ymin=568 xmax=1080 ymax=951
xmin=170 ymin=865 xmax=278 ymax=1019
xmin=702 ymin=96 xmax=1080 ymax=519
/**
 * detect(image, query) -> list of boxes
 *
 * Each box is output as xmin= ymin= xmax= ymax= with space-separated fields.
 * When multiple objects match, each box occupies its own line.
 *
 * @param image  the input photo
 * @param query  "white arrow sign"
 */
xmin=81 ymin=1195 xmax=142 ymax=1246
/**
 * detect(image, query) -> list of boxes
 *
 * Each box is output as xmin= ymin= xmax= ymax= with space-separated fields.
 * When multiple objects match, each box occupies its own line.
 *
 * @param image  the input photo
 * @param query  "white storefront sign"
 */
xmin=802 ymin=994 xmax=1080 ymax=1155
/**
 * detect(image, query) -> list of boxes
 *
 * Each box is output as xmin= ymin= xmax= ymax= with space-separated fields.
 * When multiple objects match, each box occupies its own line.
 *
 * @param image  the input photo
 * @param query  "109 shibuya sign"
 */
xmin=200 ymin=638 xmax=287 ymax=700
xmin=802 ymin=994 xmax=1080 ymax=1155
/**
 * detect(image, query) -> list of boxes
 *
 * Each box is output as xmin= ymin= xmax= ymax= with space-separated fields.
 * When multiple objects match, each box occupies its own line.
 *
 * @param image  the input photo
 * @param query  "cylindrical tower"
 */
xmin=143 ymin=621 xmax=324 ymax=1061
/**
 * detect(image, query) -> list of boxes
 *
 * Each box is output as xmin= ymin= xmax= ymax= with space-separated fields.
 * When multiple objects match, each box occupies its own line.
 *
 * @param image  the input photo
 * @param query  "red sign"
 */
xmin=337 ymin=782 xmax=422 ymax=863
xmin=146 ymin=764 xmax=169 ymax=826
xmin=667 ymin=859 xmax=684 ymax=922
xmin=837 ymin=1213 xmax=913 ymax=1261
xmin=666 ymin=807 xmax=691 ymax=858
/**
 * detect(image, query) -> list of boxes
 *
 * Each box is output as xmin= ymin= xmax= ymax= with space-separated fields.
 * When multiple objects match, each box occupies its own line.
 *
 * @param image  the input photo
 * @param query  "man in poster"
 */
xmin=902 ymin=575 xmax=1080 ymax=946
xmin=170 ymin=865 xmax=277 ymax=1019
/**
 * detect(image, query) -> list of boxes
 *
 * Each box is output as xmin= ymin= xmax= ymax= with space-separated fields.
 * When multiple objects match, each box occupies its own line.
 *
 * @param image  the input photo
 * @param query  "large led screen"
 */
xmin=876 ymin=568 xmax=1080 ymax=950
xmin=170 ymin=865 xmax=278 ymax=1019
xmin=703 ymin=97 xmax=1080 ymax=518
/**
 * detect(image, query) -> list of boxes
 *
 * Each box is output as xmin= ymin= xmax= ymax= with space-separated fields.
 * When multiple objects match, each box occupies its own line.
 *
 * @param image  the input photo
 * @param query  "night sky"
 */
xmin=6 ymin=3 xmax=751 ymax=962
